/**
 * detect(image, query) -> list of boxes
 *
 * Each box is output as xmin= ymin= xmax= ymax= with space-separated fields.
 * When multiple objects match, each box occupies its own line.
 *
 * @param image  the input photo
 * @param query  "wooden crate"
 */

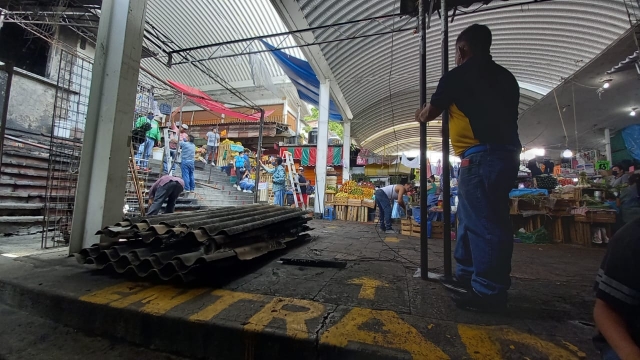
xmin=568 ymin=221 xmax=592 ymax=247
xmin=560 ymin=188 xmax=582 ymax=200
xmin=335 ymin=205 xmax=347 ymax=221
xmin=347 ymin=206 xmax=359 ymax=221
xmin=401 ymin=219 xmax=412 ymax=231
xmin=401 ymin=229 xmax=412 ymax=236
xmin=325 ymin=192 xmax=335 ymax=204
xmin=335 ymin=198 xmax=348 ymax=206
xmin=510 ymin=197 xmax=547 ymax=214
xmin=545 ymin=216 xmax=565 ymax=244
xmin=347 ymin=199 xmax=362 ymax=207
xmin=362 ymin=199 xmax=375 ymax=209
xmin=588 ymin=211 xmax=616 ymax=224
xmin=358 ymin=207 xmax=368 ymax=222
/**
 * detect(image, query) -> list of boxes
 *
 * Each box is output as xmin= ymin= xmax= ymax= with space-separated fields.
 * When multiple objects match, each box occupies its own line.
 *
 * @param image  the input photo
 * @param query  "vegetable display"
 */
xmin=338 ymin=180 xmax=374 ymax=200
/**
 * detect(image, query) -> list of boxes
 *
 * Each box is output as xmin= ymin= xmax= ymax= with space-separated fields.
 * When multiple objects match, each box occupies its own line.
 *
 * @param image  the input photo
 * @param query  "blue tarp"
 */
xmin=262 ymin=41 xmax=343 ymax=121
xmin=509 ymin=189 xmax=549 ymax=198
xmin=622 ymin=124 xmax=640 ymax=161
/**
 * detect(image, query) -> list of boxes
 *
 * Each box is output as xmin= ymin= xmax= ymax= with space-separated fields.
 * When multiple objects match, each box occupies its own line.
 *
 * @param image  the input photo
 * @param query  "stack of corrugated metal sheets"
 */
xmin=75 ymin=205 xmax=312 ymax=281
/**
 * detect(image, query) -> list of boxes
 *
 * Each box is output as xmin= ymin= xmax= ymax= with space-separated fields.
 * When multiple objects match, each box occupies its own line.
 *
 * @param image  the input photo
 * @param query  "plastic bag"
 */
xmin=392 ymin=200 xmax=406 ymax=219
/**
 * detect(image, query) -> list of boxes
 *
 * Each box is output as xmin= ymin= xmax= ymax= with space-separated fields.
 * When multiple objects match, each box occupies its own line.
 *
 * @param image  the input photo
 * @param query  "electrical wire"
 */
xmin=552 ymin=89 xmax=569 ymax=148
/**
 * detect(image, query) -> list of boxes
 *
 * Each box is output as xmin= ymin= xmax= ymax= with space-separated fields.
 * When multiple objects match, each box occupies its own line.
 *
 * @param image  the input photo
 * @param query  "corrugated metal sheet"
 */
xmin=76 ymin=205 xmax=312 ymax=281
xmin=141 ymin=0 xmax=305 ymax=90
xmin=296 ymin=0 xmax=635 ymax=151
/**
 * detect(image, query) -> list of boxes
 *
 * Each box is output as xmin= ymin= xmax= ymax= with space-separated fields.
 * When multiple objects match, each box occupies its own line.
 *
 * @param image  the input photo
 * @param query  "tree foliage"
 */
xmin=303 ymin=106 xmax=343 ymax=138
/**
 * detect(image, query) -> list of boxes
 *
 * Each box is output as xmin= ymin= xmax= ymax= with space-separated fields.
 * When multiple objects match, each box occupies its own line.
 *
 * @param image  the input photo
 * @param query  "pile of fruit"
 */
xmin=557 ymin=177 xmax=574 ymax=186
xmin=335 ymin=192 xmax=349 ymax=199
xmin=338 ymin=180 xmax=374 ymax=200
xmin=326 ymin=186 xmax=338 ymax=192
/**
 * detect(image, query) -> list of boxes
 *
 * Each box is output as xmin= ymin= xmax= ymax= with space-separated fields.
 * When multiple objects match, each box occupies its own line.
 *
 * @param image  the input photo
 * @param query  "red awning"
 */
xmin=167 ymin=80 xmax=274 ymax=121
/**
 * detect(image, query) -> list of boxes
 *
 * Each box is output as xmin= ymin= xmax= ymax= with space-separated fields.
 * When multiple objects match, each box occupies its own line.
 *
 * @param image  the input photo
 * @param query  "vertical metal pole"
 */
xmin=0 ymin=63 xmax=13 ymax=176
xmin=254 ymin=109 xmax=265 ymax=203
xmin=604 ymin=128 xmax=612 ymax=163
xmin=441 ymin=0 xmax=453 ymax=280
xmin=419 ymin=0 xmax=429 ymax=280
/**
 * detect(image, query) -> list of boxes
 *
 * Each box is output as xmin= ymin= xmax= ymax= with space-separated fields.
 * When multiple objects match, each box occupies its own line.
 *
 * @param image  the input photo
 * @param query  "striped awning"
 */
xmin=280 ymin=146 xmax=342 ymax=166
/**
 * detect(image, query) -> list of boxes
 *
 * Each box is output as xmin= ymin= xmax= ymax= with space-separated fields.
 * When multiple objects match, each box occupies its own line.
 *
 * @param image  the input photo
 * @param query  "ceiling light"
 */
xmin=631 ymin=108 xmax=637 ymax=116
xmin=562 ymin=149 xmax=573 ymax=158
xmin=603 ymin=82 xmax=610 ymax=89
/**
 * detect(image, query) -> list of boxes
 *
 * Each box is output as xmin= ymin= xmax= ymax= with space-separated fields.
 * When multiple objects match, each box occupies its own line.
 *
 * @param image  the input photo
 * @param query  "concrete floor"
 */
xmin=0 ymin=219 xmax=605 ymax=359
xmin=0 ymin=303 xmax=186 ymax=360
xmin=0 ymin=233 xmax=68 ymax=257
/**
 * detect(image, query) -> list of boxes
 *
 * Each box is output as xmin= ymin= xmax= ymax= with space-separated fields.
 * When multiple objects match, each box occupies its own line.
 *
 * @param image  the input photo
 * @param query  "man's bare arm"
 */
xmin=594 ymin=299 xmax=640 ymax=359
xmin=415 ymin=104 xmax=443 ymax=123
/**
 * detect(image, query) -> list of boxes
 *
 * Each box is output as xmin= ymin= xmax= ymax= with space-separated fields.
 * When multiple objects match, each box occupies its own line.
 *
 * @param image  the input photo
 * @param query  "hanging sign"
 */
xmin=596 ymin=160 xmax=610 ymax=171
xmin=357 ymin=156 xmax=367 ymax=165
xmin=258 ymin=182 xmax=268 ymax=190
xmin=159 ymin=103 xmax=172 ymax=115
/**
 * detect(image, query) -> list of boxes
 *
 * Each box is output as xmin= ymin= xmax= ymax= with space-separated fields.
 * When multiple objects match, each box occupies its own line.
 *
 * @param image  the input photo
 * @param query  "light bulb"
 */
xmin=603 ymin=82 xmax=610 ymax=89
xmin=631 ymin=110 xmax=636 ymax=116
xmin=562 ymin=149 xmax=573 ymax=158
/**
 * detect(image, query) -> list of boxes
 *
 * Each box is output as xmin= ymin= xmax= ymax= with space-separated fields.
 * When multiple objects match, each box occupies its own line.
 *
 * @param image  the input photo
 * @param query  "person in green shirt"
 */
xmin=135 ymin=112 xmax=161 ymax=169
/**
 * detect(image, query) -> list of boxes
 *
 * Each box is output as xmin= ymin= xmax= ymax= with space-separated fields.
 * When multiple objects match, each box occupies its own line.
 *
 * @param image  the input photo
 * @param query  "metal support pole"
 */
xmin=68 ymin=0 xmax=148 ymax=254
xmin=418 ymin=0 xmax=430 ymax=280
xmin=342 ymin=120 xmax=351 ymax=183
xmin=440 ymin=0 xmax=453 ymax=280
xmin=605 ymin=128 xmax=612 ymax=163
xmin=0 ymin=63 xmax=13 ymax=176
xmin=254 ymin=109 xmax=265 ymax=203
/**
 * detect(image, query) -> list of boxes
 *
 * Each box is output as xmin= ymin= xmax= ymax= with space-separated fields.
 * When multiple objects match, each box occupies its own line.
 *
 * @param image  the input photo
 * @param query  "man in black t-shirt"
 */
xmin=593 ymin=218 xmax=640 ymax=359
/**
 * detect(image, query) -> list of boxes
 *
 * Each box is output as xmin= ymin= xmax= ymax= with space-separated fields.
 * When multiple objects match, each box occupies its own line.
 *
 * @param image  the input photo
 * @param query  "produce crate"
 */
xmin=401 ymin=219 xmax=412 ymax=231
xmin=335 ymin=205 xmax=347 ymax=221
xmin=347 ymin=206 xmax=359 ymax=221
xmin=362 ymin=199 xmax=375 ymax=209
xmin=411 ymin=223 xmax=421 ymax=237
xmin=431 ymin=221 xmax=444 ymax=239
xmin=335 ymin=198 xmax=348 ymax=206
xmin=401 ymin=229 xmax=412 ymax=236
xmin=559 ymin=188 xmax=582 ymax=200
xmin=325 ymin=193 xmax=335 ymax=204
xmin=510 ymin=197 xmax=547 ymax=214
xmin=348 ymin=199 xmax=362 ymax=207
xmin=358 ymin=207 xmax=369 ymax=222
xmin=576 ymin=210 xmax=616 ymax=224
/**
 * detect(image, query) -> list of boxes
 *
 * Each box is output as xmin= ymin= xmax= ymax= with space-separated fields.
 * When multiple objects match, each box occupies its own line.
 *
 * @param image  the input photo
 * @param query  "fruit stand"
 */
xmin=328 ymin=181 xmax=375 ymax=222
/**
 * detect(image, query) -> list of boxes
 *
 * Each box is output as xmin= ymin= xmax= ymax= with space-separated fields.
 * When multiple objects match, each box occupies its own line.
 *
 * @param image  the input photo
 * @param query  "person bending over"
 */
xmin=147 ymin=174 xmax=184 ymax=215
xmin=375 ymin=183 xmax=412 ymax=234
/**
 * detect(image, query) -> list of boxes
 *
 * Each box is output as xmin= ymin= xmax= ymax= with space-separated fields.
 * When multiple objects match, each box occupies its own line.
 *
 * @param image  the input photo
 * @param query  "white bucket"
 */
xmin=152 ymin=147 xmax=164 ymax=160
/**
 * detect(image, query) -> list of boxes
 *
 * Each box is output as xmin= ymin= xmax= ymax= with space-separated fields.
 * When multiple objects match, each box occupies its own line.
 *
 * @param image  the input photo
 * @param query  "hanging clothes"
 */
xmin=426 ymin=159 xmax=432 ymax=178
xmin=436 ymin=160 xmax=442 ymax=176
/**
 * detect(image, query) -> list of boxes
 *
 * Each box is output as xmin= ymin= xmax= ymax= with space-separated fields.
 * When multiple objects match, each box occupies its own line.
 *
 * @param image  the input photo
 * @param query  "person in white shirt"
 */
xmin=205 ymin=127 xmax=220 ymax=166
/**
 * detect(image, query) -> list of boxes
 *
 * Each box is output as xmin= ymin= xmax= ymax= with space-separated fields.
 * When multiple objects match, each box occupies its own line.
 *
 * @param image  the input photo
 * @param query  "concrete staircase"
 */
xmin=146 ymin=159 xmax=255 ymax=209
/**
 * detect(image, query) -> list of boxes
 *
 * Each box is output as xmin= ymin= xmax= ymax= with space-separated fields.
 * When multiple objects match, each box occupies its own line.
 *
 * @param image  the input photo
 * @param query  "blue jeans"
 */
xmin=600 ymin=345 xmax=621 ymax=360
xmin=136 ymin=137 xmax=155 ymax=167
xmin=273 ymin=189 xmax=285 ymax=206
xmin=181 ymin=161 xmax=195 ymax=191
xmin=375 ymin=189 xmax=393 ymax=231
xmin=163 ymin=149 xmax=177 ymax=174
xmin=455 ymin=150 xmax=519 ymax=297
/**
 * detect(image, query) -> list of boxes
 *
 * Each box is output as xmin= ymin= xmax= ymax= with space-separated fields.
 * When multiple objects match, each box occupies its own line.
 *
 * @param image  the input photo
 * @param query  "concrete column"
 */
xmin=314 ymin=80 xmax=330 ymax=215
xmin=342 ymin=120 xmax=350 ymax=183
xmin=605 ymin=128 xmax=612 ymax=163
xmin=69 ymin=0 xmax=148 ymax=254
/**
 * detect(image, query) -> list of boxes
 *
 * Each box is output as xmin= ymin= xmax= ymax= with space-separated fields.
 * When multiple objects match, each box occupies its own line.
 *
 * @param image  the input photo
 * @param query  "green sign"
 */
xmin=596 ymin=160 xmax=611 ymax=171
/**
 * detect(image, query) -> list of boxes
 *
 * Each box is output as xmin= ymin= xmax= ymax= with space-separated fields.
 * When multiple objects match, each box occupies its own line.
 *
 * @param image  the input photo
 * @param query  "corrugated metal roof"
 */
xmin=295 ymin=0 xmax=635 ymax=151
xmin=140 ymin=0 xmax=305 ymax=91
xmin=76 ymin=205 xmax=312 ymax=281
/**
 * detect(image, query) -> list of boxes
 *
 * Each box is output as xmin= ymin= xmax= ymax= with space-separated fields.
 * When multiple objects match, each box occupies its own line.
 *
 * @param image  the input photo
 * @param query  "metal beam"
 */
xmin=270 ymin=0 xmax=354 ymax=120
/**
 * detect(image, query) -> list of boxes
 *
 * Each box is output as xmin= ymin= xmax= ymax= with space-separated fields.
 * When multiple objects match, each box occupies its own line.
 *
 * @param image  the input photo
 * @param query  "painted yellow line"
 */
xmin=79 ymin=283 xmax=587 ymax=359
xmin=348 ymin=276 xmax=389 ymax=299
xmin=321 ymin=307 xmax=450 ymax=359
xmin=385 ymin=237 xmax=399 ymax=243
xmin=245 ymin=297 xmax=326 ymax=339
xmin=190 ymin=289 xmax=264 ymax=322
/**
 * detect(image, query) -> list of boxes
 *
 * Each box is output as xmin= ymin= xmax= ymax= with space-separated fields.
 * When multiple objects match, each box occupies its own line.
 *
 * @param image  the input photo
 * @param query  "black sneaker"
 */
xmin=441 ymin=276 xmax=472 ymax=294
xmin=451 ymin=289 xmax=507 ymax=313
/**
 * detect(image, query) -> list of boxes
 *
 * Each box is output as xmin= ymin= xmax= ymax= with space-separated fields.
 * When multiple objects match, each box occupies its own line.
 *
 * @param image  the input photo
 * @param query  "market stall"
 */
xmin=509 ymin=168 xmax=619 ymax=247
